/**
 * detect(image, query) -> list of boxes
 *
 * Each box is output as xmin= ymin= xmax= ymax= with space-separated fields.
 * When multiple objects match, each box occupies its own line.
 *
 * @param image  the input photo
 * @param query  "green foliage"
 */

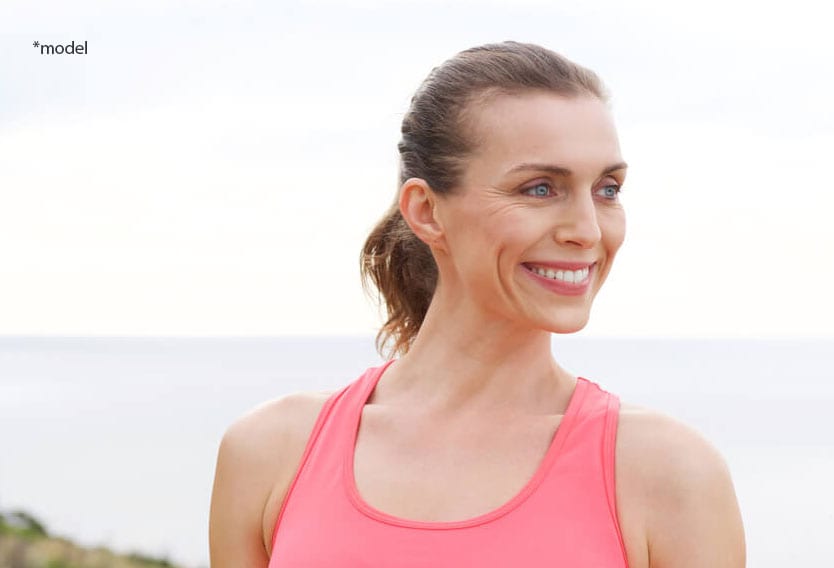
xmin=126 ymin=551 xmax=176 ymax=567
xmin=12 ymin=511 xmax=49 ymax=537
xmin=0 ymin=509 xmax=49 ymax=539
xmin=0 ymin=509 xmax=186 ymax=568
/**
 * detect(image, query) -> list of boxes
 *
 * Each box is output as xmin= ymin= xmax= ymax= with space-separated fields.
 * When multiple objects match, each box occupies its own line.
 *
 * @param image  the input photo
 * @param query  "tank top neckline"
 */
xmin=342 ymin=358 xmax=591 ymax=530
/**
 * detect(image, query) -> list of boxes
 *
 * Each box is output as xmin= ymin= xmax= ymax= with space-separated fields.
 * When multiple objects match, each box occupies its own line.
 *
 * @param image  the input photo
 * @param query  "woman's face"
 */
xmin=433 ymin=91 xmax=627 ymax=333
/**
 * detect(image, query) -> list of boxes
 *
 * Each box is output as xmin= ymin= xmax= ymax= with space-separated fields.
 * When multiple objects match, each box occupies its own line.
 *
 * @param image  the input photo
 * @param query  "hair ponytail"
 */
xmin=360 ymin=202 xmax=438 ymax=359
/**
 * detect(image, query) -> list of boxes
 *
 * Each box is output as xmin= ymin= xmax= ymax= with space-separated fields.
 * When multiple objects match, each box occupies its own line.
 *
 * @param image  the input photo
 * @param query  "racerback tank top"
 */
xmin=268 ymin=359 xmax=629 ymax=567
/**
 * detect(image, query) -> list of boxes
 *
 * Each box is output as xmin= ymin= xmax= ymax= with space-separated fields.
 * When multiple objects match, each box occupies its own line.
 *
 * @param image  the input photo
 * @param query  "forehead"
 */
xmin=462 ymin=92 xmax=622 ymax=181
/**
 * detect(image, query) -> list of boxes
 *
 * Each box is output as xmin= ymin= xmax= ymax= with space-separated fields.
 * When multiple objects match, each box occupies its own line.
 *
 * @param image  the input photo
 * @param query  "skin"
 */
xmin=209 ymin=92 xmax=746 ymax=567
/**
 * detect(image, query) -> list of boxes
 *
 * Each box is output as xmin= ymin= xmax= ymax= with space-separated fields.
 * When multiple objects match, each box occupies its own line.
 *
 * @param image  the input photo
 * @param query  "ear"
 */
xmin=399 ymin=177 xmax=447 ymax=253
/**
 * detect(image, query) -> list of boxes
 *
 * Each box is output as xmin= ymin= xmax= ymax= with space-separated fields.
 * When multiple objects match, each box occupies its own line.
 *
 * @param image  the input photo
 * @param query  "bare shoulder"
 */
xmin=223 ymin=389 xmax=339 ymax=456
xmin=209 ymin=388 xmax=339 ymax=567
xmin=615 ymin=401 xmax=746 ymax=568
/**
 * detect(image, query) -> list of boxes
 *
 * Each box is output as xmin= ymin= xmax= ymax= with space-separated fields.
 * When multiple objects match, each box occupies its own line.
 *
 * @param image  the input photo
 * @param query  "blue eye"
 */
xmin=523 ymin=183 xmax=552 ymax=197
xmin=597 ymin=185 xmax=621 ymax=199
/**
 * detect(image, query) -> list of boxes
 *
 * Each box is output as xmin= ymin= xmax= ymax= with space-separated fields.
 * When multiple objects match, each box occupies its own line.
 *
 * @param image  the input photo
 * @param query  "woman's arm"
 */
xmin=209 ymin=407 xmax=281 ymax=567
xmin=208 ymin=392 xmax=336 ymax=567
xmin=637 ymin=411 xmax=747 ymax=567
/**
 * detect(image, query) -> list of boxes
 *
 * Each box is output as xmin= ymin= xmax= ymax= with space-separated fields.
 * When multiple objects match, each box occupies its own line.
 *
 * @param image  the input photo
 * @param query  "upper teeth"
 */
xmin=528 ymin=264 xmax=590 ymax=283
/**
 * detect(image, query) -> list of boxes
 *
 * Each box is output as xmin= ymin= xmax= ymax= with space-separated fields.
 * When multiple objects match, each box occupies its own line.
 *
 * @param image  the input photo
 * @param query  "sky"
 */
xmin=1 ymin=0 xmax=832 ymax=339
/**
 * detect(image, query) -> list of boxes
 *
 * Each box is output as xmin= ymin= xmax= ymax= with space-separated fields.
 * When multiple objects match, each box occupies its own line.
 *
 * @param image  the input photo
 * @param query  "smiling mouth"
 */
xmin=522 ymin=262 xmax=594 ymax=284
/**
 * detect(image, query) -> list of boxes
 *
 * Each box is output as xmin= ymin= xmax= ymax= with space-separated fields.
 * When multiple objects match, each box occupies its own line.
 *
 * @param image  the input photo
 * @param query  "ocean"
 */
xmin=1 ymin=336 xmax=831 ymax=567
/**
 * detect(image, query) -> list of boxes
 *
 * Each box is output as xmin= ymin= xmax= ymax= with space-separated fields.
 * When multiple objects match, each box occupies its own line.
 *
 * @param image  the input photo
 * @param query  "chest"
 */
xmin=353 ymin=409 xmax=562 ymax=522
xmin=351 ymin=406 xmax=650 ymax=568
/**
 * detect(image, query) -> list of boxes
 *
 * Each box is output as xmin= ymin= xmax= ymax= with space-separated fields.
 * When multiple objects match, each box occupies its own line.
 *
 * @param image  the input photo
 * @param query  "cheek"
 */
xmin=469 ymin=203 xmax=530 ymax=246
xmin=602 ymin=210 xmax=626 ymax=253
xmin=460 ymin=214 xmax=531 ymax=282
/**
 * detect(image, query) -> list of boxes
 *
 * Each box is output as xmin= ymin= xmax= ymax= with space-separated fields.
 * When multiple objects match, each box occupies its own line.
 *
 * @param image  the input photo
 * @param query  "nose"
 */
xmin=553 ymin=191 xmax=602 ymax=248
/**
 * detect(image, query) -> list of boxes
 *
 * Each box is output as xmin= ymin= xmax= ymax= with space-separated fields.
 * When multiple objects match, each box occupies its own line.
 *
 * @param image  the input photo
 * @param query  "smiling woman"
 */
xmin=209 ymin=41 xmax=746 ymax=568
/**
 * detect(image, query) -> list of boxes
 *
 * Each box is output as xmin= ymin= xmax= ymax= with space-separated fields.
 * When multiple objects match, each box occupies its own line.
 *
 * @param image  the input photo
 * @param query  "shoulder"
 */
xmin=616 ymin=401 xmax=746 ymax=568
xmin=616 ymin=401 xmax=729 ymax=486
xmin=209 ymin=389 xmax=339 ymax=566
xmin=220 ymin=389 xmax=339 ymax=461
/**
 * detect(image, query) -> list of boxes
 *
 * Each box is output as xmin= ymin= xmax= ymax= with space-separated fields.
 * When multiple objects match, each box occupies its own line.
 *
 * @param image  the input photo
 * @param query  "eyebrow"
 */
xmin=505 ymin=161 xmax=628 ymax=177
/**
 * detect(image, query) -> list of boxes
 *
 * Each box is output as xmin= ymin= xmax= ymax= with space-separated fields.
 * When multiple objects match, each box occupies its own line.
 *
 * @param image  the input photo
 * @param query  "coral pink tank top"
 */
xmin=268 ymin=359 xmax=629 ymax=567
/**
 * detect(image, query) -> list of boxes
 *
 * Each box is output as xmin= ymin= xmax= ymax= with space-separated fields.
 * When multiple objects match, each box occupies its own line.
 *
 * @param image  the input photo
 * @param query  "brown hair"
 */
xmin=360 ymin=40 xmax=609 ymax=359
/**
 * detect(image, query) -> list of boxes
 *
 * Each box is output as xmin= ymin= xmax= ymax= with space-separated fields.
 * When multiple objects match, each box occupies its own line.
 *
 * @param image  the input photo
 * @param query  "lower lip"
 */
xmin=521 ymin=263 xmax=594 ymax=296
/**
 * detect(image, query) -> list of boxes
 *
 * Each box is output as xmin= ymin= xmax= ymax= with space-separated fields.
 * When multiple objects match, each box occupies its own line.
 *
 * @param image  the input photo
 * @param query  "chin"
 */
xmin=541 ymin=311 xmax=591 ymax=334
xmin=548 ymin=323 xmax=588 ymax=335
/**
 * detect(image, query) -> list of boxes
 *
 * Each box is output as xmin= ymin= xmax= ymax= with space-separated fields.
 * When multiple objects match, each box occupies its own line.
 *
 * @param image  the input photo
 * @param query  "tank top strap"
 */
xmin=269 ymin=361 xmax=393 ymax=550
xmin=538 ymin=376 xmax=627 ymax=565
xmin=603 ymin=384 xmax=628 ymax=562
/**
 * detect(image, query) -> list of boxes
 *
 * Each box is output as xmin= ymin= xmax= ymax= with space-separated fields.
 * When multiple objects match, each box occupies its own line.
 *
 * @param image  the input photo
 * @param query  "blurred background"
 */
xmin=1 ymin=0 xmax=832 ymax=566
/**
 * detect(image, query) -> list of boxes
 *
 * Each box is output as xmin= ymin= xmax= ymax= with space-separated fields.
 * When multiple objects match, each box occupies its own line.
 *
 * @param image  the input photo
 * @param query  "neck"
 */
xmin=371 ymin=284 xmax=576 ymax=420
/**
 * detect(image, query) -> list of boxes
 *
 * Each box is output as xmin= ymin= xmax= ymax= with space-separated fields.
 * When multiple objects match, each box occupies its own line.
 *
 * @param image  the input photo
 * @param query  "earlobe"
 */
xmin=399 ymin=177 xmax=445 ymax=249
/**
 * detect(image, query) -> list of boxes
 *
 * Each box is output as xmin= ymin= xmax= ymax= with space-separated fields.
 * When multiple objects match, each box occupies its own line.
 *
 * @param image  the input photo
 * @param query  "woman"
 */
xmin=209 ymin=41 xmax=746 ymax=567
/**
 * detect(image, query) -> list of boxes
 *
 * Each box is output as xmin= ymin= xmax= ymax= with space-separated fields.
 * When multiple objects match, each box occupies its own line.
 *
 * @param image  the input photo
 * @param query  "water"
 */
xmin=1 ymin=336 xmax=831 ymax=567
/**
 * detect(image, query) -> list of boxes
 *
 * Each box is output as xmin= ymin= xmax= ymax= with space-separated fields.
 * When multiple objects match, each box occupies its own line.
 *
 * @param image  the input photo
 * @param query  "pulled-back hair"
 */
xmin=360 ymin=41 xmax=609 ymax=359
